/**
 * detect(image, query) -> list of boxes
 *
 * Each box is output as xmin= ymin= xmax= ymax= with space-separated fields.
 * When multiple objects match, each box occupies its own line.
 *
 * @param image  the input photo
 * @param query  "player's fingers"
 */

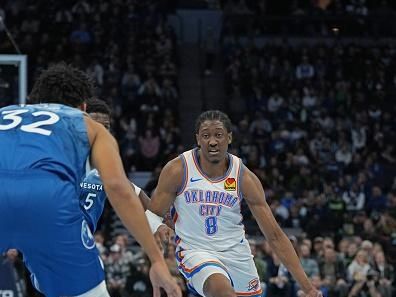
xmin=164 ymin=283 xmax=181 ymax=297
xmin=154 ymin=232 xmax=161 ymax=243
xmin=160 ymin=231 xmax=168 ymax=244
xmin=152 ymin=285 xmax=160 ymax=297
xmin=167 ymin=228 xmax=175 ymax=240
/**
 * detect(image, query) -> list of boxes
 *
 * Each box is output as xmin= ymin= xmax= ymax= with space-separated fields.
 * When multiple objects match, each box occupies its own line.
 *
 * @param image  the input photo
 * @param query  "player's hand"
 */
xmin=154 ymin=224 xmax=174 ymax=246
xmin=297 ymin=288 xmax=323 ymax=297
xmin=149 ymin=260 xmax=181 ymax=297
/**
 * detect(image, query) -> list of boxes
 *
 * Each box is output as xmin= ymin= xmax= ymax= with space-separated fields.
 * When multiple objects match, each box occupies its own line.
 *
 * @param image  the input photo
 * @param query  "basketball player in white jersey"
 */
xmin=148 ymin=111 xmax=322 ymax=297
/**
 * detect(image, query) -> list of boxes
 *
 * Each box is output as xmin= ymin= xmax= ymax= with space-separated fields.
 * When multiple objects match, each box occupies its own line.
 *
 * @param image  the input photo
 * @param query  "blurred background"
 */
xmin=1 ymin=0 xmax=396 ymax=296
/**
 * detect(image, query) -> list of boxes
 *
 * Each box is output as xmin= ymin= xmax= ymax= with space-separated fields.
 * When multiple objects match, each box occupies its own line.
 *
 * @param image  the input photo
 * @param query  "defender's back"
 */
xmin=0 ymin=104 xmax=105 ymax=296
xmin=0 ymin=103 xmax=90 ymax=184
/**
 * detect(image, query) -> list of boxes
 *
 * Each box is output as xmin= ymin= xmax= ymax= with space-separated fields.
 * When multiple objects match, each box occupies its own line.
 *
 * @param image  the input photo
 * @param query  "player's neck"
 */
xmin=197 ymin=151 xmax=229 ymax=179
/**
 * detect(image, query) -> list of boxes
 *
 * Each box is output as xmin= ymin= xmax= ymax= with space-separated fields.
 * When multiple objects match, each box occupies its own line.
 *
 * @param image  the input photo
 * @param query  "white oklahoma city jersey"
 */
xmin=173 ymin=148 xmax=246 ymax=251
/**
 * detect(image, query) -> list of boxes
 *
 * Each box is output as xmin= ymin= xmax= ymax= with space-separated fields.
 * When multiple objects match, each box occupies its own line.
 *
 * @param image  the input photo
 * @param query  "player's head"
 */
xmin=86 ymin=97 xmax=111 ymax=130
xmin=195 ymin=110 xmax=232 ymax=164
xmin=29 ymin=63 xmax=94 ymax=110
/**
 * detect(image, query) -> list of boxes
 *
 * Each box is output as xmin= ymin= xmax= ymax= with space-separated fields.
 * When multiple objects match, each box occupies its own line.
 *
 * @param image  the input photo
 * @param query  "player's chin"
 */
xmin=208 ymin=156 xmax=222 ymax=164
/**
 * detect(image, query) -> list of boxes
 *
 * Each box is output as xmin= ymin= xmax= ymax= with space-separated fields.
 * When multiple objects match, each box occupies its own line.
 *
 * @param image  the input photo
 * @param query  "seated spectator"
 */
xmin=249 ymin=239 xmax=268 ymax=286
xmin=105 ymin=244 xmax=131 ymax=297
xmin=347 ymin=249 xmax=371 ymax=283
xmin=373 ymin=251 xmax=394 ymax=297
xmin=319 ymin=247 xmax=348 ymax=297
xmin=366 ymin=186 xmax=387 ymax=215
xmin=342 ymin=183 xmax=365 ymax=212
xmin=138 ymin=129 xmax=161 ymax=170
xmin=266 ymin=253 xmax=292 ymax=297
xmin=296 ymin=56 xmax=315 ymax=80
xmin=300 ymin=243 xmax=320 ymax=277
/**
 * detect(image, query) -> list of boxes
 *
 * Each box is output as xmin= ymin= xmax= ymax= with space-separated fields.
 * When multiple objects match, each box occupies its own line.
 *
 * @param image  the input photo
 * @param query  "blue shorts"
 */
xmin=0 ymin=170 xmax=105 ymax=297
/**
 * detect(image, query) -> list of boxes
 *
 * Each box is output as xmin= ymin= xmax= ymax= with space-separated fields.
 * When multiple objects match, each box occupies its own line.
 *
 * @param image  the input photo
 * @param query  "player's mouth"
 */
xmin=208 ymin=149 xmax=219 ymax=156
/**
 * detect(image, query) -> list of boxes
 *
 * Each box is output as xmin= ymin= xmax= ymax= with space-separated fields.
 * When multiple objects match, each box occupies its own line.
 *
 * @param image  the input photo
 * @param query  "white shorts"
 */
xmin=176 ymin=239 xmax=262 ymax=297
xmin=73 ymin=280 xmax=110 ymax=297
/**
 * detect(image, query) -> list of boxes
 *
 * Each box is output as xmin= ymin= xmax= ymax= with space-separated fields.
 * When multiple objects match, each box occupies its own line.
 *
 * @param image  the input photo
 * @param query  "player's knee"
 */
xmin=203 ymin=273 xmax=236 ymax=297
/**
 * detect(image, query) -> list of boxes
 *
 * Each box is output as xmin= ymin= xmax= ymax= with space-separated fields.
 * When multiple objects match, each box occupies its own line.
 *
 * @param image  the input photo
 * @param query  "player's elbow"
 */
xmin=103 ymin=177 xmax=133 ymax=200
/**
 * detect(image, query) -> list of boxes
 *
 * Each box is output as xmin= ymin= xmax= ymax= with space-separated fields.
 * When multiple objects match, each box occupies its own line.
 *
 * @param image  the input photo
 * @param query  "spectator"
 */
xmin=347 ymin=249 xmax=371 ymax=283
xmin=319 ymin=248 xmax=348 ymax=297
xmin=138 ymin=129 xmax=161 ymax=170
xmin=300 ymin=243 xmax=320 ymax=277
xmin=296 ymin=56 xmax=315 ymax=80
xmin=373 ymin=251 xmax=394 ymax=297
xmin=105 ymin=244 xmax=131 ymax=297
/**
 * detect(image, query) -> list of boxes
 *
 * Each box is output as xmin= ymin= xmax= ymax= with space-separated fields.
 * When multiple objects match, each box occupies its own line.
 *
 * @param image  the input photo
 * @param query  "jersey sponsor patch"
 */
xmin=224 ymin=177 xmax=236 ymax=191
xmin=81 ymin=220 xmax=95 ymax=249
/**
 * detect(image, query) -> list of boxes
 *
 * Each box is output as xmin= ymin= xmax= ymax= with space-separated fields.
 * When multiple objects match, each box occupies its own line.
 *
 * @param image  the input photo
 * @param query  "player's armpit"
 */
xmin=242 ymin=167 xmax=314 ymax=294
xmin=138 ymin=188 xmax=151 ymax=210
xmin=85 ymin=117 xmax=126 ymax=188
xmin=149 ymin=157 xmax=184 ymax=217
xmin=241 ymin=167 xmax=282 ymax=242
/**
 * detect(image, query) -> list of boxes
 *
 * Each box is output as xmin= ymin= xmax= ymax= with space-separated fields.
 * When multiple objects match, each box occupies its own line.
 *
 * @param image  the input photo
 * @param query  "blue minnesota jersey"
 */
xmin=0 ymin=103 xmax=106 ymax=296
xmin=80 ymin=169 xmax=107 ymax=232
xmin=0 ymin=103 xmax=89 ymax=184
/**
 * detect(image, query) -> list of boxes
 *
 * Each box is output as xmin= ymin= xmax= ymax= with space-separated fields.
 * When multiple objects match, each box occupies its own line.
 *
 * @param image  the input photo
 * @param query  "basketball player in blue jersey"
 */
xmin=81 ymin=97 xmax=172 ymax=240
xmin=0 ymin=64 xmax=180 ymax=297
xmin=148 ymin=110 xmax=322 ymax=297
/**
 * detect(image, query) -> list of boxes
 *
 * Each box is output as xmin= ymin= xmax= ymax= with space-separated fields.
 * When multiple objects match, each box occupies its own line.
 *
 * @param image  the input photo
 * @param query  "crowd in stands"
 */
xmin=0 ymin=0 xmax=183 ymax=296
xmin=222 ymin=38 xmax=396 ymax=295
xmin=220 ymin=0 xmax=396 ymax=17
xmin=0 ymin=0 xmax=181 ymax=173
xmin=1 ymin=0 xmax=396 ymax=297
xmin=221 ymin=0 xmax=396 ymax=37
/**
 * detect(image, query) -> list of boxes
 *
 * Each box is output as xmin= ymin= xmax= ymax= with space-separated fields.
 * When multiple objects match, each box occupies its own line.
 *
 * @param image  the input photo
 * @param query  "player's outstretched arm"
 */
xmin=85 ymin=118 xmax=180 ymax=297
xmin=242 ymin=166 xmax=322 ymax=297
xmin=131 ymin=183 xmax=174 ymax=245
xmin=149 ymin=157 xmax=183 ymax=217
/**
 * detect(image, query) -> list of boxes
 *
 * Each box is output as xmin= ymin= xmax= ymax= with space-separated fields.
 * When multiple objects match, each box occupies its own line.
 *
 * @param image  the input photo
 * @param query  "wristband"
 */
xmin=145 ymin=209 xmax=164 ymax=233
xmin=134 ymin=184 xmax=141 ymax=196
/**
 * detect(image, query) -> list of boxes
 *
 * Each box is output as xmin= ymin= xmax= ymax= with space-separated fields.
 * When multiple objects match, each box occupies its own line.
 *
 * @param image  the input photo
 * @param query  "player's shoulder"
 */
xmin=240 ymin=163 xmax=261 ymax=186
xmin=160 ymin=155 xmax=185 ymax=183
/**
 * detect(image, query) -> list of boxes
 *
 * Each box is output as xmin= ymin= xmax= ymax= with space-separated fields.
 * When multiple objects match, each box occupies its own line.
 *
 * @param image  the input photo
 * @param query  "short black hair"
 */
xmin=29 ymin=62 xmax=94 ymax=107
xmin=195 ymin=110 xmax=232 ymax=133
xmin=86 ymin=97 xmax=111 ymax=116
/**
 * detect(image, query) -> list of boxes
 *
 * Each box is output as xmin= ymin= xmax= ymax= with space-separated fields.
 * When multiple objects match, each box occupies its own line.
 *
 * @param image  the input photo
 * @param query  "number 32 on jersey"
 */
xmin=0 ymin=109 xmax=60 ymax=136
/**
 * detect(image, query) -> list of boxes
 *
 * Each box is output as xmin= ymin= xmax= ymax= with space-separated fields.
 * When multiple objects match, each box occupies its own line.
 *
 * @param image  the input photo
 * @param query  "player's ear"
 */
xmin=228 ymin=132 xmax=232 ymax=144
xmin=196 ymin=133 xmax=200 ymax=147
xmin=79 ymin=102 xmax=87 ymax=112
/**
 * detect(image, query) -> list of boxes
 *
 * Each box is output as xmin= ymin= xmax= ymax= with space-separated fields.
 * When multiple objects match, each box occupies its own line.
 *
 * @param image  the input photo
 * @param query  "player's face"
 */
xmin=196 ymin=120 xmax=232 ymax=164
xmin=89 ymin=112 xmax=111 ymax=130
